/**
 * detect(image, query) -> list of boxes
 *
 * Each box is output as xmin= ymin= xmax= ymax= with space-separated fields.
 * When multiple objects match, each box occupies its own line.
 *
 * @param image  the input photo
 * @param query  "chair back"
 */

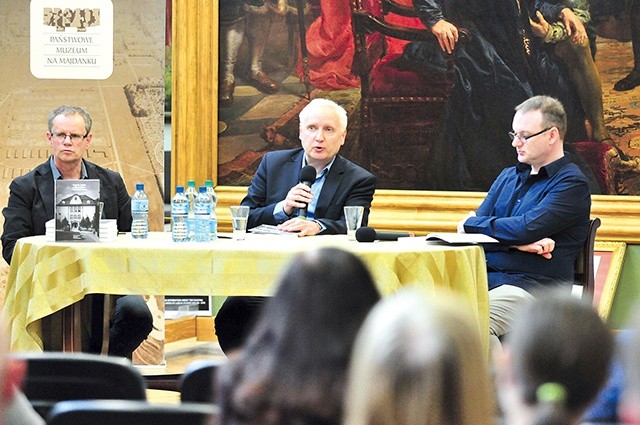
xmin=179 ymin=358 xmax=226 ymax=403
xmin=46 ymin=399 xmax=217 ymax=425
xmin=574 ymin=218 xmax=601 ymax=303
xmin=11 ymin=352 xmax=146 ymax=418
xmin=349 ymin=0 xmax=469 ymax=188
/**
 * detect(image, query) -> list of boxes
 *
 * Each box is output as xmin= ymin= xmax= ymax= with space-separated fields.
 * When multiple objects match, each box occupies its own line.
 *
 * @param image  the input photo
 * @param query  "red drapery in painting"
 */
xmin=297 ymin=0 xmax=423 ymax=90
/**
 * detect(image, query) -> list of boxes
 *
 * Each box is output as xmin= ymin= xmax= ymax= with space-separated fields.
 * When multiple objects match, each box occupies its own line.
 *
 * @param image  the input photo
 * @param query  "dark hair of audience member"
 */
xmin=215 ymin=247 xmax=381 ymax=425
xmin=343 ymin=287 xmax=494 ymax=425
xmin=505 ymin=291 xmax=614 ymax=425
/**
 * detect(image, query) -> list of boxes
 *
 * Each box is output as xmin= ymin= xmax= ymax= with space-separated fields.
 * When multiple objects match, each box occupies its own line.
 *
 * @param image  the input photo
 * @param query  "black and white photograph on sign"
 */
xmin=55 ymin=179 xmax=101 ymax=242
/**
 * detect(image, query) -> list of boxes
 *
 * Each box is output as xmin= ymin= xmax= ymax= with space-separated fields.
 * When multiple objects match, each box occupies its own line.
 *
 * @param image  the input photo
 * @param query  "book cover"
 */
xmin=55 ymin=179 xmax=101 ymax=242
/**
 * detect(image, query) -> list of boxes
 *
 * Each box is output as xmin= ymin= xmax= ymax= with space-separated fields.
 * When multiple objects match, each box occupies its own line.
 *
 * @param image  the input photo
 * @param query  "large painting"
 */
xmin=215 ymin=0 xmax=640 ymax=196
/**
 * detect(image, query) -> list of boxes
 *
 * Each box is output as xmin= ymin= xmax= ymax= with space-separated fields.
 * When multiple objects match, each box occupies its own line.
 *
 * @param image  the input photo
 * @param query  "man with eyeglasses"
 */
xmin=1 ymin=105 xmax=152 ymax=358
xmin=457 ymin=95 xmax=591 ymax=350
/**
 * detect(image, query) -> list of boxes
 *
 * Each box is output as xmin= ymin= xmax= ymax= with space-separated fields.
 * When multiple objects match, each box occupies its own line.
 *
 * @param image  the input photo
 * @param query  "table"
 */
xmin=2 ymin=232 xmax=489 ymax=353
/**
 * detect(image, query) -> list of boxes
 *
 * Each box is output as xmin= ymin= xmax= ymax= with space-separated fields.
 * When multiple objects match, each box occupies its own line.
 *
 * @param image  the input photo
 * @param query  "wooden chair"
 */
xmin=179 ymin=359 xmax=226 ymax=403
xmin=11 ymin=352 xmax=146 ymax=419
xmin=574 ymin=218 xmax=602 ymax=304
xmin=350 ymin=0 xmax=467 ymax=189
xmin=46 ymin=400 xmax=217 ymax=425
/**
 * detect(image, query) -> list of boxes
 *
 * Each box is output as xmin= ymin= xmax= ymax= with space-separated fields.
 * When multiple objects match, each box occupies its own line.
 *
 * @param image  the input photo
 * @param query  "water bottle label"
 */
xmin=172 ymin=203 xmax=188 ymax=214
xmin=194 ymin=204 xmax=211 ymax=215
xmin=132 ymin=199 xmax=148 ymax=212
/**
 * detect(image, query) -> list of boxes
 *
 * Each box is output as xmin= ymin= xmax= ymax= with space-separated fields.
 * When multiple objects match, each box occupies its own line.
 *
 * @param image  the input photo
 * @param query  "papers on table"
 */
xmin=398 ymin=232 xmax=499 ymax=245
xmin=248 ymin=224 xmax=298 ymax=237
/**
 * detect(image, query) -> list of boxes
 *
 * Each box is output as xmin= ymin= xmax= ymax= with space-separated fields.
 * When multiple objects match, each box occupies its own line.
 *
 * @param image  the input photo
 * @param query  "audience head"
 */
xmin=496 ymin=291 xmax=614 ymax=425
xmin=343 ymin=287 xmax=494 ymax=425
xmin=0 ymin=322 xmax=27 ymax=425
xmin=298 ymin=98 xmax=348 ymax=169
xmin=216 ymin=247 xmax=380 ymax=425
xmin=619 ymin=305 xmax=640 ymax=424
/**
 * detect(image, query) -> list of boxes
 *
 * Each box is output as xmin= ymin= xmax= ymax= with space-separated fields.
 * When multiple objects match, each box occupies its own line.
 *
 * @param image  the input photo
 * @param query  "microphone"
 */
xmin=355 ymin=226 xmax=413 ymax=242
xmin=298 ymin=165 xmax=316 ymax=219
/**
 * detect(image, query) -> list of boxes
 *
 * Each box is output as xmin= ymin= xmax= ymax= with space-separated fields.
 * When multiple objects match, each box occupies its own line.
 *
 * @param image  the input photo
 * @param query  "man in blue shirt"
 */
xmin=458 ymin=95 xmax=591 ymax=348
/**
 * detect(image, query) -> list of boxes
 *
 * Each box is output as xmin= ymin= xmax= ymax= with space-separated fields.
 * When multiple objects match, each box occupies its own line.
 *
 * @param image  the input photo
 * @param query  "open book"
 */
xmin=424 ymin=232 xmax=498 ymax=245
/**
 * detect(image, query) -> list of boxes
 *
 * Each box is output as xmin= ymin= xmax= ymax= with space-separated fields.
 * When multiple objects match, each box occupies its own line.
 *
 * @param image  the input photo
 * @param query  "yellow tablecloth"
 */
xmin=2 ymin=232 xmax=489 ymax=353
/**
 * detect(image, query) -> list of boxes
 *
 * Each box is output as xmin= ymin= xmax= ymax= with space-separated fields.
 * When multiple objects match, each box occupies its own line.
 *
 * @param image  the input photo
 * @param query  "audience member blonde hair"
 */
xmin=495 ymin=291 xmax=614 ymax=425
xmin=343 ymin=287 xmax=494 ymax=425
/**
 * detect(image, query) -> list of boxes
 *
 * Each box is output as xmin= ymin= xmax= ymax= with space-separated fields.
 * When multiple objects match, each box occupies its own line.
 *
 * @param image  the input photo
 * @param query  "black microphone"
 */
xmin=355 ymin=226 xmax=413 ymax=242
xmin=298 ymin=165 xmax=316 ymax=219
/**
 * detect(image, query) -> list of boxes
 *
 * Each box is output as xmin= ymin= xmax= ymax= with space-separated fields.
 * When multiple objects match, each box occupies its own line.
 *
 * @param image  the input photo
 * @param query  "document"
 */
xmin=424 ymin=232 xmax=498 ymax=245
xmin=248 ymin=224 xmax=298 ymax=236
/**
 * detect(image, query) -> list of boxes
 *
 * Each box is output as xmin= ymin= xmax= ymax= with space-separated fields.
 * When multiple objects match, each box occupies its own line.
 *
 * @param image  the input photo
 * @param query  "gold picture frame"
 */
xmin=594 ymin=241 xmax=627 ymax=320
xmin=169 ymin=1 xmax=640 ymax=241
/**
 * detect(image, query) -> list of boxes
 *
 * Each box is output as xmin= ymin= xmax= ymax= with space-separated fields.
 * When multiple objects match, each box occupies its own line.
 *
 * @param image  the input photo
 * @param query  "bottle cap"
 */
xmin=187 ymin=180 xmax=196 ymax=187
xmin=176 ymin=186 xmax=184 ymax=193
xmin=199 ymin=186 xmax=207 ymax=193
xmin=205 ymin=179 xmax=213 ymax=187
xmin=136 ymin=183 xmax=144 ymax=190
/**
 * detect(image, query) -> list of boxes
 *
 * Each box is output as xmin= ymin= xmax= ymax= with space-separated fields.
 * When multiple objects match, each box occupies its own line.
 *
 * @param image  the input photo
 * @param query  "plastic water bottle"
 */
xmin=205 ymin=179 xmax=218 ymax=240
xmin=131 ymin=183 xmax=149 ymax=239
xmin=171 ymin=186 xmax=189 ymax=242
xmin=185 ymin=180 xmax=197 ymax=241
xmin=194 ymin=186 xmax=212 ymax=242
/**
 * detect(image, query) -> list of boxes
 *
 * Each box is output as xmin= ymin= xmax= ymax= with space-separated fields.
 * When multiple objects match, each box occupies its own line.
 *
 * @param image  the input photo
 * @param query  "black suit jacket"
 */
xmin=2 ymin=159 xmax=132 ymax=264
xmin=241 ymin=148 xmax=377 ymax=234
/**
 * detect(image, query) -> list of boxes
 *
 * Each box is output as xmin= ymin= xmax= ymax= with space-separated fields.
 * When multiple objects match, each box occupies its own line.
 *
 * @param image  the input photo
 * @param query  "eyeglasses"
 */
xmin=51 ymin=133 xmax=88 ymax=143
xmin=508 ymin=127 xmax=552 ymax=143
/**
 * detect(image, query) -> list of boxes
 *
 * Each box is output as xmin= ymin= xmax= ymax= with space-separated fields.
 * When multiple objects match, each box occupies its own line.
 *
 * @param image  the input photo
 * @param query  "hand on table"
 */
xmin=277 ymin=217 xmax=322 ymax=237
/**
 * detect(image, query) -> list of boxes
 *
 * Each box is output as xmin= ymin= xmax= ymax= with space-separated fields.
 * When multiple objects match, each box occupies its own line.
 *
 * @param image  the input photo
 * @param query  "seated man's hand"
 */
xmin=277 ymin=217 xmax=322 ymax=236
xmin=457 ymin=211 xmax=476 ymax=233
xmin=431 ymin=19 xmax=459 ymax=54
xmin=283 ymin=183 xmax=313 ymax=216
xmin=511 ymin=237 xmax=555 ymax=259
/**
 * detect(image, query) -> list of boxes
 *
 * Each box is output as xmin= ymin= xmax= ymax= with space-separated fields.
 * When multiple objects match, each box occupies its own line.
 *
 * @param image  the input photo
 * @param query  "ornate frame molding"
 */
xmin=171 ymin=0 xmax=640 ymax=242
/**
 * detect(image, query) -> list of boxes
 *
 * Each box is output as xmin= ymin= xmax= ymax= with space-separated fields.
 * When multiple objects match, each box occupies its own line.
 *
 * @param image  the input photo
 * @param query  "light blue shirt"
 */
xmin=273 ymin=157 xmax=335 ymax=224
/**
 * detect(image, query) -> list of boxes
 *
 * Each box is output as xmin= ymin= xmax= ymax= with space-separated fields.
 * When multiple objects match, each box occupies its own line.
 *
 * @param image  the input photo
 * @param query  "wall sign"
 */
xmin=30 ymin=0 xmax=113 ymax=79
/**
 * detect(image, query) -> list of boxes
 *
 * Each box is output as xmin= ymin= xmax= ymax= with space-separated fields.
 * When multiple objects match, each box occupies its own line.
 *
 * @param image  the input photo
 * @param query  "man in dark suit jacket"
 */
xmin=215 ymin=98 xmax=377 ymax=353
xmin=1 ymin=105 xmax=152 ymax=358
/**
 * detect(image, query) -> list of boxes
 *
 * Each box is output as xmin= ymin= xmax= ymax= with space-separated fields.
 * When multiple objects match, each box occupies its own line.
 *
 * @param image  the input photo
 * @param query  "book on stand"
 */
xmin=54 ymin=179 xmax=101 ymax=242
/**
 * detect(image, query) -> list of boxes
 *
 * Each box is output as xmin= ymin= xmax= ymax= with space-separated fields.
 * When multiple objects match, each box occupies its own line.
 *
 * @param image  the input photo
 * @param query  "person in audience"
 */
xmin=215 ymin=98 xmax=377 ymax=354
xmin=458 ymin=95 xmax=591 ymax=349
xmin=0 ymin=105 xmax=152 ymax=358
xmin=494 ymin=291 xmax=614 ymax=425
xmin=0 ymin=321 xmax=45 ymax=425
xmin=215 ymin=247 xmax=381 ymax=425
xmin=619 ymin=305 xmax=640 ymax=424
xmin=343 ymin=287 xmax=494 ymax=425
